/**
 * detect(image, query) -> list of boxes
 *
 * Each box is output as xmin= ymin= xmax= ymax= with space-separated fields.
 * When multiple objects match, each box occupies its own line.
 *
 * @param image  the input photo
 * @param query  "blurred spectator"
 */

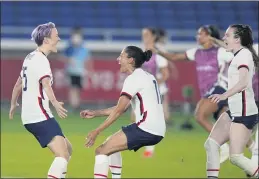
xmin=64 ymin=27 xmax=91 ymax=111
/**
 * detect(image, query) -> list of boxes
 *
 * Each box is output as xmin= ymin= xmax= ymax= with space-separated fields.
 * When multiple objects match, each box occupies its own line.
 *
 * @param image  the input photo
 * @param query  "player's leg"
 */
xmin=204 ymin=111 xmax=232 ymax=178
xmin=163 ymin=93 xmax=170 ymax=123
xmin=47 ymin=136 xmax=70 ymax=179
xmin=109 ymin=152 xmax=122 ymax=178
xmin=94 ymin=130 xmax=128 ymax=179
xmin=194 ymin=98 xmax=216 ymax=132
xmin=216 ymin=106 xmax=230 ymax=164
xmin=24 ymin=118 xmax=70 ymax=179
xmin=60 ymin=138 xmax=73 ymax=178
xmin=46 ymin=119 xmax=71 ymax=179
xmin=229 ymin=117 xmax=259 ymax=177
xmin=69 ymin=75 xmax=81 ymax=110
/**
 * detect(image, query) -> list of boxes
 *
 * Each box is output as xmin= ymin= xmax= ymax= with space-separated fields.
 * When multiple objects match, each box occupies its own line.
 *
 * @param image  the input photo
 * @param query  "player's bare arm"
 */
xmin=9 ymin=76 xmax=22 ymax=119
xmin=85 ymin=96 xmax=130 ymax=147
xmin=210 ymin=36 xmax=227 ymax=49
xmin=41 ymin=77 xmax=68 ymax=119
xmin=80 ymin=101 xmax=130 ymax=119
xmin=210 ymin=68 xmax=249 ymax=103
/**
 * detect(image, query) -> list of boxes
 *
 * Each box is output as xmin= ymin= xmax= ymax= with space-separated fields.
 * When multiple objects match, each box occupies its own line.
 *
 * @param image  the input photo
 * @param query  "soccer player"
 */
xmin=80 ymin=46 xmax=166 ymax=178
xmin=139 ymin=27 xmax=171 ymax=157
xmin=9 ymin=22 xmax=72 ymax=178
xmin=210 ymin=37 xmax=259 ymax=167
xmin=206 ymin=24 xmax=259 ymax=178
xmin=154 ymin=25 xmax=233 ymax=163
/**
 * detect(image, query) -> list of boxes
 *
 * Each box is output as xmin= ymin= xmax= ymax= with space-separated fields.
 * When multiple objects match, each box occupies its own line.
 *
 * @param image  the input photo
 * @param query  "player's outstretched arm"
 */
xmin=41 ymin=77 xmax=67 ymax=119
xmin=85 ymin=95 xmax=130 ymax=147
xmin=9 ymin=77 xmax=22 ymax=119
xmin=210 ymin=36 xmax=227 ymax=49
xmin=80 ymin=106 xmax=116 ymax=119
xmin=80 ymin=102 xmax=130 ymax=119
xmin=157 ymin=50 xmax=187 ymax=61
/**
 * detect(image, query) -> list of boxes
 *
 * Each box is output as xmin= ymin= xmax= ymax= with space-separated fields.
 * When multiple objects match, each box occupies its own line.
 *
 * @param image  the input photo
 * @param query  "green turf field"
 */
xmin=1 ymin=110 xmax=250 ymax=178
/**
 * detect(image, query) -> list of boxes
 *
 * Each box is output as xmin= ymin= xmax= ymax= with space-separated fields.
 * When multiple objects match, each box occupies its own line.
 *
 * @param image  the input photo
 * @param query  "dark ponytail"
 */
xmin=201 ymin=25 xmax=221 ymax=40
xmin=230 ymin=24 xmax=259 ymax=69
xmin=124 ymin=46 xmax=152 ymax=68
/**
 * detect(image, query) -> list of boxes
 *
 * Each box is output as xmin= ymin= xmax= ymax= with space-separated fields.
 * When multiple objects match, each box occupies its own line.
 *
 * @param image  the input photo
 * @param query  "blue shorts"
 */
xmin=226 ymin=110 xmax=258 ymax=130
xmin=204 ymin=85 xmax=228 ymax=120
xmin=24 ymin=118 xmax=65 ymax=148
xmin=122 ymin=123 xmax=163 ymax=152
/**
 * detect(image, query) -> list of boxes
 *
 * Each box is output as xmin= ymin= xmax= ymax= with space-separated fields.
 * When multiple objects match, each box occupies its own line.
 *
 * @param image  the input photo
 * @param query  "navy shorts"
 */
xmin=226 ymin=110 xmax=258 ymax=130
xmin=122 ymin=123 xmax=163 ymax=152
xmin=24 ymin=118 xmax=65 ymax=148
xmin=205 ymin=85 xmax=228 ymax=120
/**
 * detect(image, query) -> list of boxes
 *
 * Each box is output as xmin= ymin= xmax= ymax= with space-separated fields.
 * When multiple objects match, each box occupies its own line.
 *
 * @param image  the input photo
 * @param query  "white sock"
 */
xmin=248 ymin=141 xmax=255 ymax=153
xmin=61 ymin=156 xmax=71 ymax=178
xmin=47 ymin=157 xmax=68 ymax=179
xmin=230 ymin=153 xmax=259 ymax=177
xmin=204 ymin=138 xmax=220 ymax=177
xmin=109 ymin=152 xmax=122 ymax=178
xmin=220 ymin=143 xmax=229 ymax=150
xmin=94 ymin=155 xmax=109 ymax=178
xmin=145 ymin=145 xmax=155 ymax=152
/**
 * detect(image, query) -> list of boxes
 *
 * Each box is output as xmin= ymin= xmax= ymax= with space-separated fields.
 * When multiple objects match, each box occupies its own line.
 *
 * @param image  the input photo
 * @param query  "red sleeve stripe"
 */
xmin=120 ymin=92 xmax=132 ymax=99
xmin=238 ymin=65 xmax=249 ymax=71
xmin=39 ymin=75 xmax=51 ymax=82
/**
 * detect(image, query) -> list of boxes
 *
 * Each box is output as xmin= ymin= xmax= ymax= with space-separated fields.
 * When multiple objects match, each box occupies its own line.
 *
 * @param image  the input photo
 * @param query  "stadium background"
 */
xmin=1 ymin=1 xmax=258 ymax=178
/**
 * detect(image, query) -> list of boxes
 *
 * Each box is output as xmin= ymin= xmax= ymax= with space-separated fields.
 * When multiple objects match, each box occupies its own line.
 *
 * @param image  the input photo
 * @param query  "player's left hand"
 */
xmin=209 ymin=94 xmax=227 ymax=103
xmin=9 ymin=102 xmax=19 ymax=120
xmin=85 ymin=130 xmax=99 ymax=148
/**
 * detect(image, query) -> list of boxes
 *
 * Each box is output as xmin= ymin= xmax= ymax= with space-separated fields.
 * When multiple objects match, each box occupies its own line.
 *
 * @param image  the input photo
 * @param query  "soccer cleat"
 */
xmin=220 ymin=143 xmax=230 ymax=164
xmin=143 ymin=151 xmax=153 ymax=158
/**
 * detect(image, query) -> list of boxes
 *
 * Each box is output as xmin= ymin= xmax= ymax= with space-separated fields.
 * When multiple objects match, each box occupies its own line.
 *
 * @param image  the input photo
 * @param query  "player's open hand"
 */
xmin=53 ymin=101 xmax=67 ymax=119
xmin=85 ymin=130 xmax=99 ymax=148
xmin=209 ymin=94 xmax=227 ymax=103
xmin=80 ymin=110 xmax=96 ymax=119
xmin=9 ymin=102 xmax=19 ymax=120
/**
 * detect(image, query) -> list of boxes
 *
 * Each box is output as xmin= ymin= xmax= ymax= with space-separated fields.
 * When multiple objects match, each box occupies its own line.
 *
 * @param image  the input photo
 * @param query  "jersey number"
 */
xmin=153 ymin=80 xmax=162 ymax=104
xmin=22 ymin=66 xmax=28 ymax=91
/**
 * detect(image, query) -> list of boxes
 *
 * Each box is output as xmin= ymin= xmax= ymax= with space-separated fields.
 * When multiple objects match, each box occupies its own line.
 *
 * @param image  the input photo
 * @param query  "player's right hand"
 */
xmin=53 ymin=101 xmax=67 ymax=119
xmin=80 ymin=110 xmax=95 ymax=119
xmin=9 ymin=102 xmax=19 ymax=120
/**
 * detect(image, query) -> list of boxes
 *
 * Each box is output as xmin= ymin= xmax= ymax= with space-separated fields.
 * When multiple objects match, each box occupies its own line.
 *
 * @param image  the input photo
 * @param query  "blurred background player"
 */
xmin=133 ymin=27 xmax=171 ymax=158
xmin=154 ymin=25 xmax=233 ymax=163
xmin=64 ymin=27 xmax=91 ymax=111
xmin=9 ymin=22 xmax=72 ymax=178
xmin=206 ymin=24 xmax=259 ymax=178
xmin=80 ymin=46 xmax=165 ymax=179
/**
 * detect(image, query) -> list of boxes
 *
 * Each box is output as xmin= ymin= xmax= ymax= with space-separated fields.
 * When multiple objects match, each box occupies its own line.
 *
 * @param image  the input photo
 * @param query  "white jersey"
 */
xmin=155 ymin=54 xmax=168 ymax=95
xmin=20 ymin=51 xmax=54 ymax=124
xmin=228 ymin=48 xmax=258 ymax=116
xmin=186 ymin=47 xmax=233 ymax=90
xmin=121 ymin=68 xmax=166 ymax=137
